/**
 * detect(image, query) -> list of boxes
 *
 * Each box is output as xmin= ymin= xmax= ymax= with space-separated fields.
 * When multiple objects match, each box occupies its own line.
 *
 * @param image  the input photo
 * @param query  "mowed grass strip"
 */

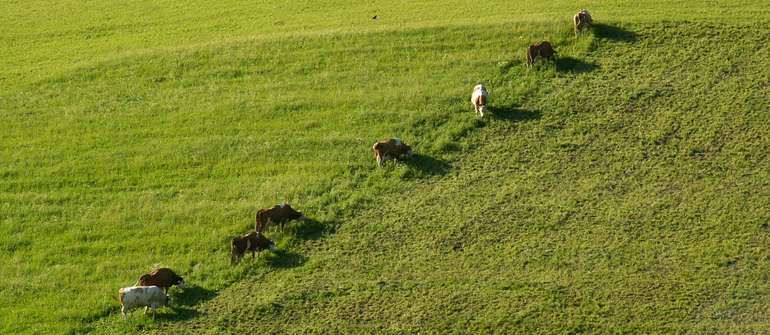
xmin=111 ymin=22 xmax=770 ymax=334
xmin=1 ymin=20 xmax=584 ymax=334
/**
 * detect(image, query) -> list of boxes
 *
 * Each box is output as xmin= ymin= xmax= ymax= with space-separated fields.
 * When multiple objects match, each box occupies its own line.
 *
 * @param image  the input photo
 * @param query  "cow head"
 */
xmin=284 ymin=205 xmax=305 ymax=221
xmin=256 ymin=232 xmax=278 ymax=252
xmin=230 ymin=238 xmax=245 ymax=264
xmin=175 ymin=276 xmax=186 ymax=289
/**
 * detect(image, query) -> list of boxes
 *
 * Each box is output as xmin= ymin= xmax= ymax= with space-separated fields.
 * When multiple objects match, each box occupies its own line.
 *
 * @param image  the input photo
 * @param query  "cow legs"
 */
xmin=121 ymin=306 xmax=128 ymax=320
xmin=376 ymin=154 xmax=384 ymax=166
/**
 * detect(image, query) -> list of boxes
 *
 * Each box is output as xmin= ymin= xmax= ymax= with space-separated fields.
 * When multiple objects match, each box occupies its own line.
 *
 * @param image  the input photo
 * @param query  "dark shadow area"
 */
xmin=265 ymin=249 xmax=307 ymax=269
xmin=593 ymin=23 xmax=637 ymax=42
xmin=404 ymin=153 xmax=451 ymax=176
xmin=555 ymin=56 xmax=599 ymax=73
xmin=489 ymin=105 xmax=542 ymax=122
xmin=172 ymin=284 xmax=217 ymax=307
xmin=289 ymin=218 xmax=327 ymax=240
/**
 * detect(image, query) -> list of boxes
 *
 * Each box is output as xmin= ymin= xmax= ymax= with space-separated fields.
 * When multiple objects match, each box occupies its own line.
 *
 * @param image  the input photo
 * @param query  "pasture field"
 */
xmin=1 ymin=1 xmax=769 ymax=334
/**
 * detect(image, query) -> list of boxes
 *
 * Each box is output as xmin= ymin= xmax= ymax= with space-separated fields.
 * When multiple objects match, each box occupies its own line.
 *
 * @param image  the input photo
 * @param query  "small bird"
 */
xmin=372 ymin=15 xmax=377 ymax=19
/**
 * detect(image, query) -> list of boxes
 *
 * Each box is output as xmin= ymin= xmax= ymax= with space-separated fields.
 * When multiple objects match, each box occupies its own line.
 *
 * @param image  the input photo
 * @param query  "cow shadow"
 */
xmin=289 ymin=218 xmax=328 ymax=241
xmin=490 ymin=105 xmax=541 ymax=122
xmin=172 ymin=284 xmax=216 ymax=307
xmin=405 ymin=153 xmax=451 ymax=176
xmin=593 ymin=23 xmax=637 ymax=42
xmin=265 ymin=249 xmax=307 ymax=269
xmin=151 ymin=285 xmax=214 ymax=321
xmin=555 ymin=56 xmax=599 ymax=73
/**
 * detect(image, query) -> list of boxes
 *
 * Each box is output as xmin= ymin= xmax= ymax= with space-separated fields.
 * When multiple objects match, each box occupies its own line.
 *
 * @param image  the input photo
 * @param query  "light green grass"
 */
xmin=1 ymin=1 xmax=769 ymax=334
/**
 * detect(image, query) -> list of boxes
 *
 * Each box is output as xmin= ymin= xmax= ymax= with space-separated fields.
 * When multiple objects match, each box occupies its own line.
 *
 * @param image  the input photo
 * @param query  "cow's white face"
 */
xmin=177 ymin=280 xmax=186 ymax=288
xmin=474 ymin=84 xmax=485 ymax=92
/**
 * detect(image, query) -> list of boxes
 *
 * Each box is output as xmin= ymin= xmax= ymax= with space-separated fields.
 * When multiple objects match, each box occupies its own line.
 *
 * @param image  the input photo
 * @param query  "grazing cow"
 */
xmin=573 ymin=9 xmax=593 ymax=35
xmin=471 ymin=84 xmax=490 ymax=118
xmin=136 ymin=268 xmax=185 ymax=293
xmin=526 ymin=41 xmax=556 ymax=67
xmin=255 ymin=203 xmax=307 ymax=232
xmin=372 ymin=138 xmax=412 ymax=167
xmin=231 ymin=231 xmax=277 ymax=264
xmin=118 ymin=286 xmax=170 ymax=319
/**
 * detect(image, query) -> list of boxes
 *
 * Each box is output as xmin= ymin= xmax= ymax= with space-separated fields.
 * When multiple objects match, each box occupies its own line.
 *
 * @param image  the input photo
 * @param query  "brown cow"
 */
xmin=255 ymin=203 xmax=307 ymax=233
xmin=372 ymin=138 xmax=413 ymax=166
xmin=136 ymin=268 xmax=185 ymax=293
xmin=231 ymin=231 xmax=277 ymax=264
xmin=526 ymin=41 xmax=556 ymax=67
xmin=573 ymin=9 xmax=593 ymax=35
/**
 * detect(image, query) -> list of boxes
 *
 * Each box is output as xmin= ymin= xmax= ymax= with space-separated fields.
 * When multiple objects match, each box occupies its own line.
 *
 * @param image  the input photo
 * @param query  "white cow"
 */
xmin=118 ymin=285 xmax=170 ymax=319
xmin=471 ymin=84 xmax=489 ymax=118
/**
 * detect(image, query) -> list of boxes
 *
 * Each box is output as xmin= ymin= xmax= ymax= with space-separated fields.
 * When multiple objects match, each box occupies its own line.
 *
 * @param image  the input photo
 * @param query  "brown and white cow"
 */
xmin=573 ymin=9 xmax=593 ymax=35
xmin=255 ymin=203 xmax=307 ymax=232
xmin=526 ymin=41 xmax=556 ymax=67
xmin=136 ymin=268 xmax=185 ymax=293
xmin=471 ymin=84 xmax=489 ymax=118
xmin=118 ymin=285 xmax=170 ymax=319
xmin=372 ymin=138 xmax=413 ymax=166
xmin=231 ymin=231 xmax=277 ymax=264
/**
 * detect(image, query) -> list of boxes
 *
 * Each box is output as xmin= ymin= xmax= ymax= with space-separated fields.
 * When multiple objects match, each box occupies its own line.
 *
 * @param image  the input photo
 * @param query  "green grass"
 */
xmin=1 ymin=1 xmax=769 ymax=334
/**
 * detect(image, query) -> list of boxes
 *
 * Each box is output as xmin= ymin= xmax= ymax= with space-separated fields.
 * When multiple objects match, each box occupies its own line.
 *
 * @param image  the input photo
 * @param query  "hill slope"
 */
xmin=98 ymin=20 xmax=770 ymax=334
xmin=1 ymin=1 xmax=769 ymax=334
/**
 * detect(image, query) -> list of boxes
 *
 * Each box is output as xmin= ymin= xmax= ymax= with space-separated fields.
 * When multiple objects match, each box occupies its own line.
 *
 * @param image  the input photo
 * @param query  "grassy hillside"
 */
xmin=1 ymin=1 xmax=769 ymax=334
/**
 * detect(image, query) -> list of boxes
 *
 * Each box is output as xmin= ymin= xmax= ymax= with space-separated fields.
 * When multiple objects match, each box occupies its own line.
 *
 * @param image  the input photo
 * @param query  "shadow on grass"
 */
xmin=555 ymin=56 xmax=599 ymax=73
xmin=593 ymin=23 xmax=637 ymax=42
xmin=265 ymin=249 xmax=307 ymax=269
xmin=489 ymin=105 xmax=541 ymax=122
xmin=405 ymin=153 xmax=451 ymax=176
xmin=173 ymin=284 xmax=216 ymax=307
xmin=290 ymin=218 xmax=328 ymax=240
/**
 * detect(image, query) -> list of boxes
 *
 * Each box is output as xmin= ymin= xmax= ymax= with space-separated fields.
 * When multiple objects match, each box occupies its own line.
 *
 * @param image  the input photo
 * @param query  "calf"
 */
xmin=231 ymin=231 xmax=277 ymax=264
xmin=471 ymin=84 xmax=489 ymax=118
xmin=372 ymin=138 xmax=412 ymax=167
xmin=526 ymin=41 xmax=556 ymax=67
xmin=573 ymin=9 xmax=593 ymax=35
xmin=136 ymin=268 xmax=185 ymax=293
xmin=118 ymin=286 xmax=170 ymax=319
xmin=255 ymin=203 xmax=307 ymax=232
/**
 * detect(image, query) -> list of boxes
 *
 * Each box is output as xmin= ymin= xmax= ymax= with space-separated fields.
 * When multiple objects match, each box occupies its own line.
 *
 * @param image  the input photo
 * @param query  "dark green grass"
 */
xmin=1 ymin=17 xmax=583 ymax=335
xmin=87 ymin=21 xmax=770 ymax=334
xmin=2 ymin=1 xmax=770 ymax=334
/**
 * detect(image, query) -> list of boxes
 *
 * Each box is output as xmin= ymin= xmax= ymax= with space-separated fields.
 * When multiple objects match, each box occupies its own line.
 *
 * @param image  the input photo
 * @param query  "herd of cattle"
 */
xmin=117 ymin=9 xmax=595 ymax=319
